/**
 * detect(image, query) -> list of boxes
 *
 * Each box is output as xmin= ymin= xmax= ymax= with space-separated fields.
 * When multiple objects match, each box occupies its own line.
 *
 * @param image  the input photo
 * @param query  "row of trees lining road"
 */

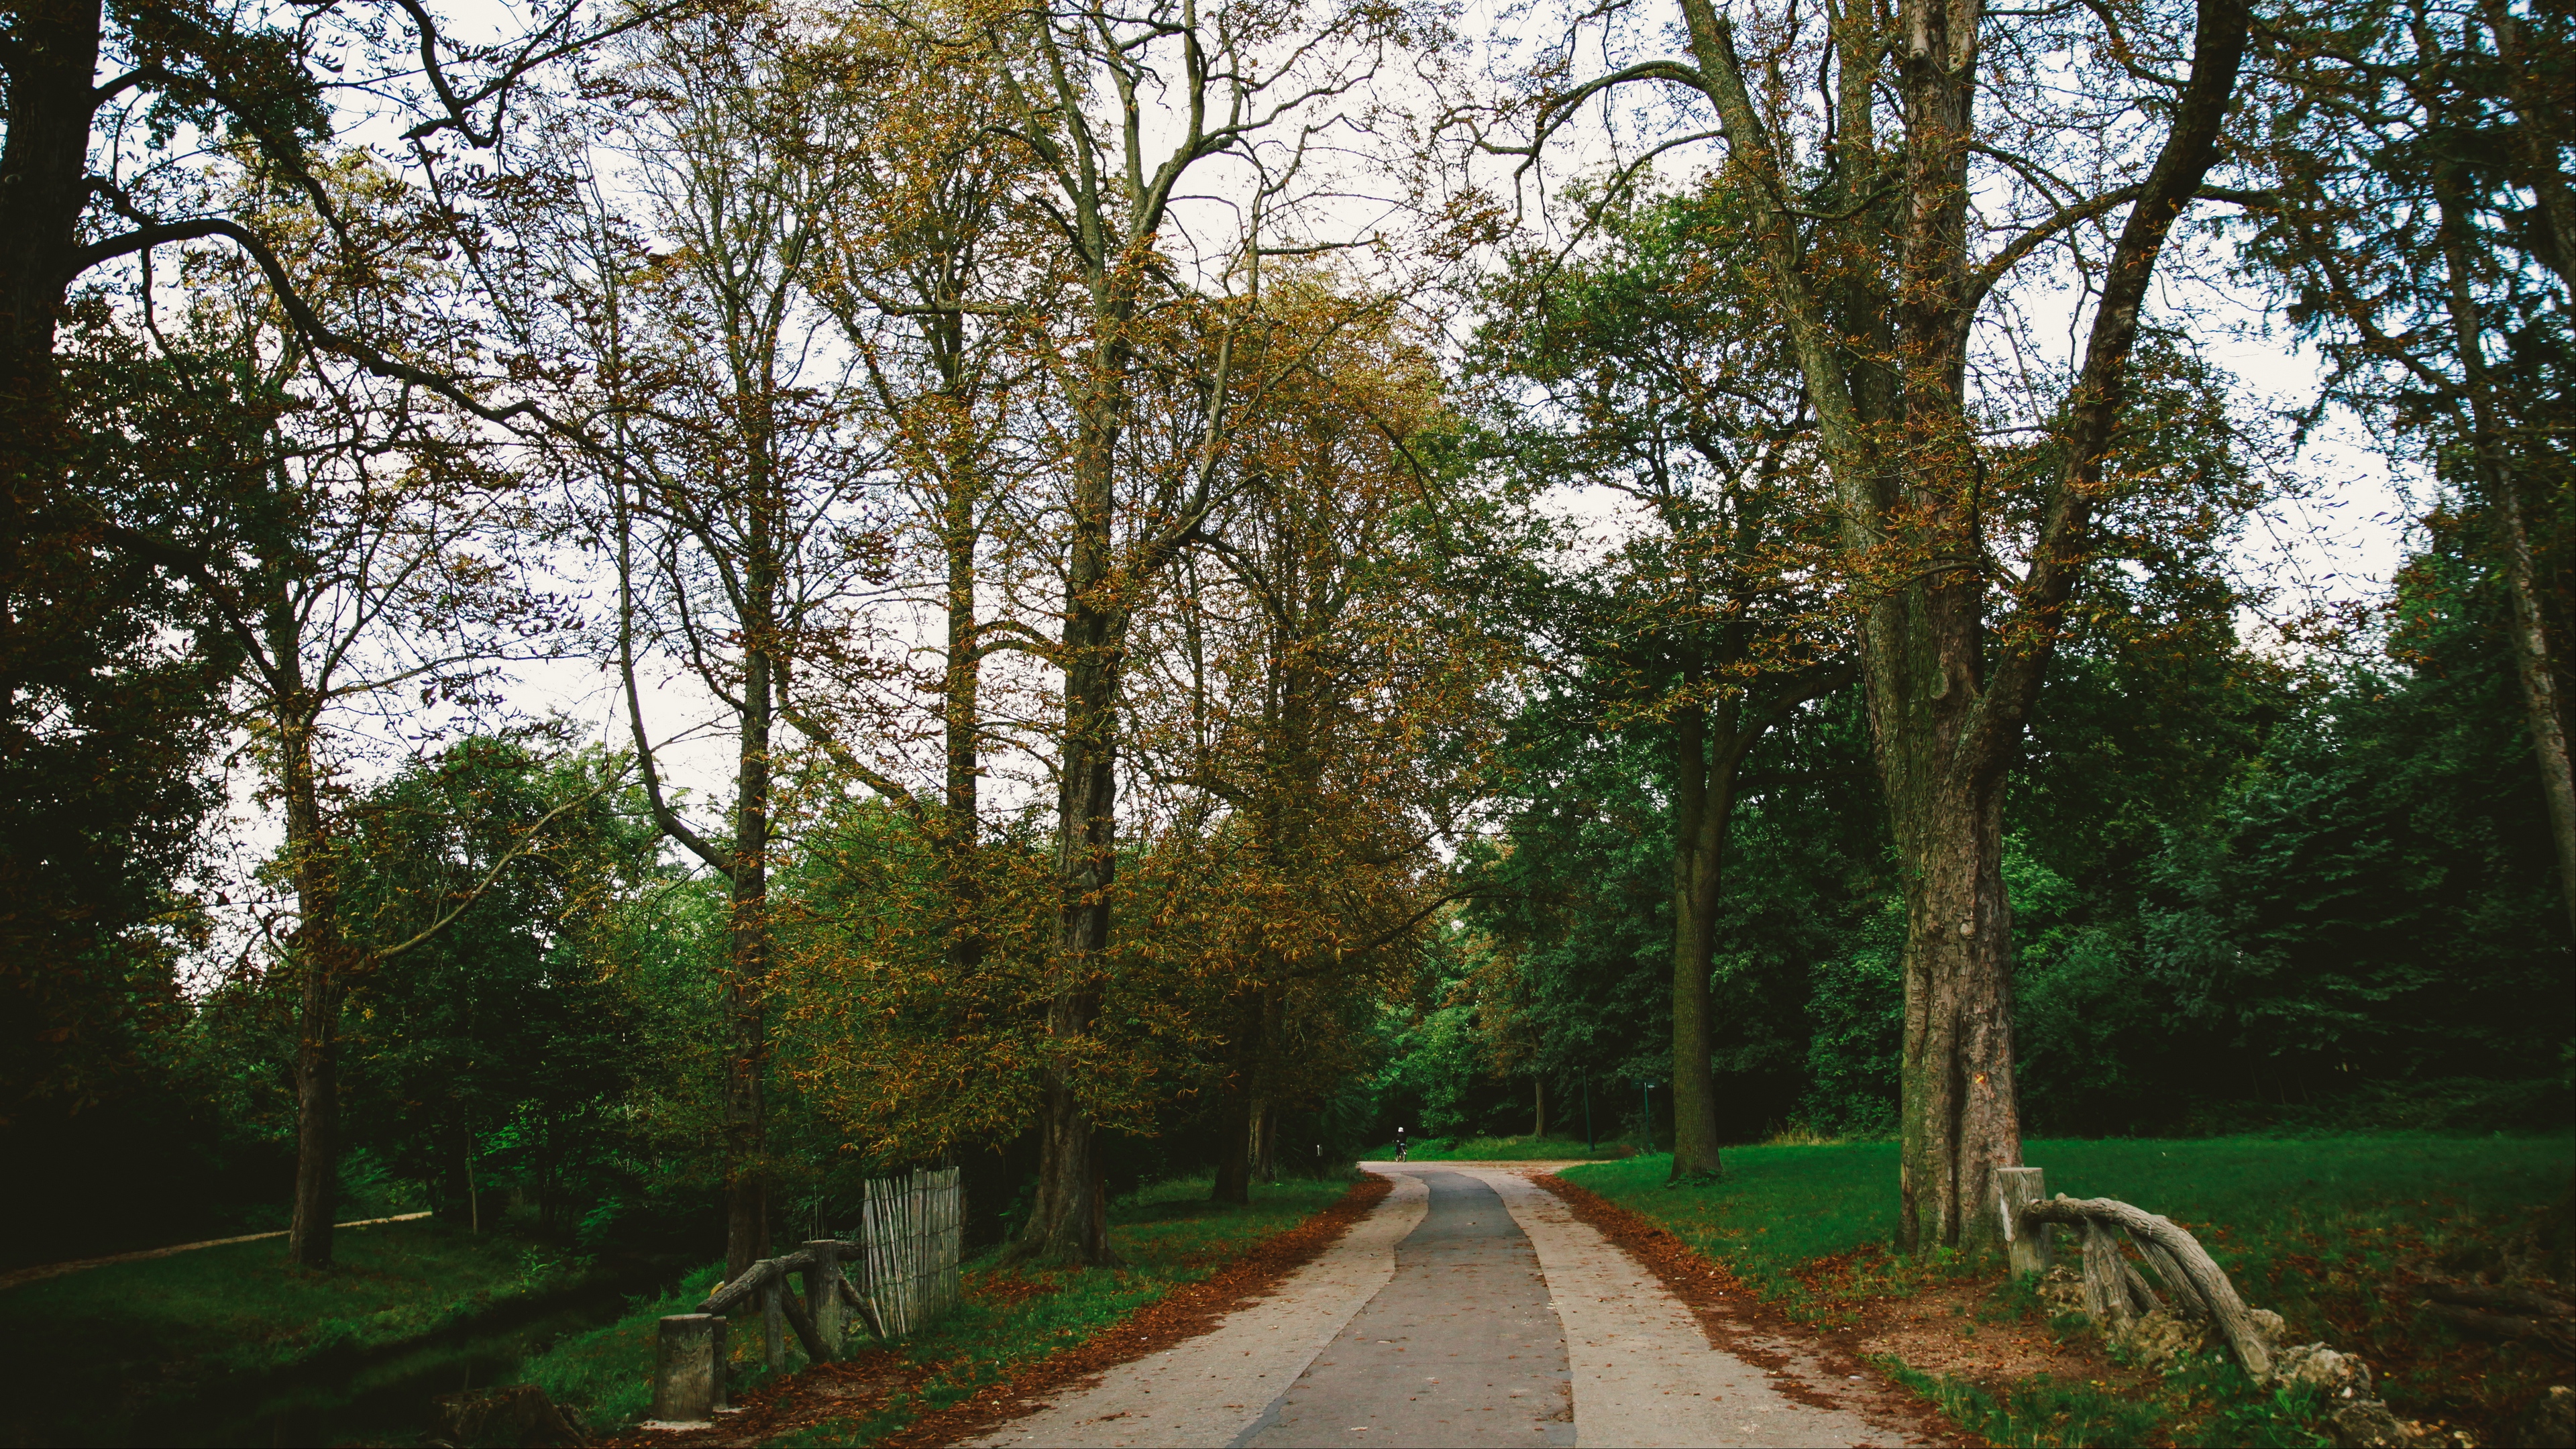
xmin=3 ymin=0 xmax=2567 ymax=1275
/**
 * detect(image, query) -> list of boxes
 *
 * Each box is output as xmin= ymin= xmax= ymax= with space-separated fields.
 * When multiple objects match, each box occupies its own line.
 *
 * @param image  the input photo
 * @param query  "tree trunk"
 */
xmin=2494 ymin=475 xmax=2576 ymax=942
xmin=1532 ymin=1078 xmax=1546 ymax=1138
xmin=1210 ymin=991 xmax=1265 ymax=1206
xmin=2434 ymin=176 xmax=2576 ymax=941
xmin=723 ymin=570 xmax=777 ymax=1280
xmin=942 ymin=466 xmax=987 ymax=973
xmin=1890 ymin=790 xmax=2020 ymax=1254
xmin=1668 ymin=701 xmax=1741 ymax=1181
xmin=1022 ymin=385 xmax=1124 ymax=1264
xmin=1 ymin=1 xmax=105 ymax=714
xmin=279 ymin=686 xmax=346 ymax=1271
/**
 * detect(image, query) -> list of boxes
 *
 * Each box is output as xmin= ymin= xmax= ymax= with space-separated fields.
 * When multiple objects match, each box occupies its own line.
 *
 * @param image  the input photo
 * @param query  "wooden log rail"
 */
xmin=1996 ymin=1167 xmax=2274 ymax=1383
xmin=647 ymin=1239 xmax=864 ymax=1426
xmin=646 ymin=1169 xmax=964 ymax=1425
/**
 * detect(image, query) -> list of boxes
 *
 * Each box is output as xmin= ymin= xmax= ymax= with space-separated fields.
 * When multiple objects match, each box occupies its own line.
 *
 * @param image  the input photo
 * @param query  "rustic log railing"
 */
xmin=1995 ymin=1166 xmax=2274 ymax=1383
xmin=645 ymin=1167 xmax=965 ymax=1426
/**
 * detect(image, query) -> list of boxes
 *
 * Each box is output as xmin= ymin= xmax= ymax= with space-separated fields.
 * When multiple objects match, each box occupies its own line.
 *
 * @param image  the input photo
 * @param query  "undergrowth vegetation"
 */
xmin=1562 ymin=1134 xmax=2576 ymax=1446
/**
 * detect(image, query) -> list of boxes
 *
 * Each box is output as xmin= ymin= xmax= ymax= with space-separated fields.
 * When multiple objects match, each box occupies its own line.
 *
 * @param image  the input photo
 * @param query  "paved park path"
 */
xmin=967 ymin=1164 xmax=1935 ymax=1449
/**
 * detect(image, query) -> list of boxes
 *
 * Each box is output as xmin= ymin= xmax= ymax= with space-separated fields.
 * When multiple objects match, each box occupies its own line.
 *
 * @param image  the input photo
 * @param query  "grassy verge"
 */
xmin=1362 ymin=1133 xmax=1638 ymax=1161
xmin=1561 ymin=1133 xmax=2575 ymax=1446
xmin=0 ymin=1218 xmax=615 ymax=1445
xmin=521 ymin=1173 xmax=1357 ymax=1442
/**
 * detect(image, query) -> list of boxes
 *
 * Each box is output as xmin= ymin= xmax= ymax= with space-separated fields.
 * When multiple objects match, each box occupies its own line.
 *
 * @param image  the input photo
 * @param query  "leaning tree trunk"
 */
xmin=2435 ymin=180 xmax=2576 ymax=941
xmin=2493 ymin=476 xmax=2576 ymax=942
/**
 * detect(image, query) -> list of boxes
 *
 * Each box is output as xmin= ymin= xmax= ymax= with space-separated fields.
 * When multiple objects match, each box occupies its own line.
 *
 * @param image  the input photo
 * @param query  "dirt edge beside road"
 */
xmin=1532 ymin=1171 xmax=1981 ymax=1448
xmin=612 ymin=1173 xmax=1393 ymax=1449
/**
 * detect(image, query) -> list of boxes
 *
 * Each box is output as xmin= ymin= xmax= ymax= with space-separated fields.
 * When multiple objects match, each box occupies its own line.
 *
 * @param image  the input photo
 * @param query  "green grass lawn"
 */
xmin=523 ymin=1173 xmax=1360 ymax=1443
xmin=1361 ymin=1132 xmax=1638 ymax=1161
xmin=1562 ymin=1133 xmax=2575 ymax=1446
xmin=0 ymin=1218 xmax=615 ymax=1446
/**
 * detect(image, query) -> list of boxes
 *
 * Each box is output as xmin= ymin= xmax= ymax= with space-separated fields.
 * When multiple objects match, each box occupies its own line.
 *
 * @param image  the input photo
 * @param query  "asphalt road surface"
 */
xmin=968 ymin=1163 xmax=1926 ymax=1449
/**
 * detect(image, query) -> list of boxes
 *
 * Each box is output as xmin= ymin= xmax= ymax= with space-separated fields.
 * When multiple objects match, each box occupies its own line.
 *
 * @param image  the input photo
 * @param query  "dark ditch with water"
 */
xmin=15 ymin=1253 xmax=690 ymax=1448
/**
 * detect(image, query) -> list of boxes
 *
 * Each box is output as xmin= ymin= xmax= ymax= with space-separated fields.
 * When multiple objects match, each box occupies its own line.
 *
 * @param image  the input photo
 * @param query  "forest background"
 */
xmin=1 ymin=0 xmax=2569 ymax=1279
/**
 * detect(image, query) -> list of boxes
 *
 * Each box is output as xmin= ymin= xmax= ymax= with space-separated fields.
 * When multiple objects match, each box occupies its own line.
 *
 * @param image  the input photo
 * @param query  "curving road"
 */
xmin=967 ymin=1163 xmax=1932 ymax=1449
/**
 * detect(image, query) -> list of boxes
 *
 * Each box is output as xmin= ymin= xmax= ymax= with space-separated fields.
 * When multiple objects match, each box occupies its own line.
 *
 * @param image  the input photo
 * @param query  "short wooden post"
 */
xmin=761 ymin=1272 xmax=785 ymax=1371
xmin=1997 ymin=1167 xmax=2051 ymax=1276
xmin=803 ymin=1241 xmax=845 ymax=1358
xmin=651 ymin=1314 xmax=722 ymax=1423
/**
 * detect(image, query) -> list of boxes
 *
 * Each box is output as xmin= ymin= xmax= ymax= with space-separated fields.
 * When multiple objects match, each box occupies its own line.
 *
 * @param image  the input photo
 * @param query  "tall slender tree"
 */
xmin=2241 ymin=0 xmax=2575 ymax=939
xmin=899 ymin=0 xmax=1415 ymax=1261
xmin=1470 ymin=182 xmax=1849 ymax=1181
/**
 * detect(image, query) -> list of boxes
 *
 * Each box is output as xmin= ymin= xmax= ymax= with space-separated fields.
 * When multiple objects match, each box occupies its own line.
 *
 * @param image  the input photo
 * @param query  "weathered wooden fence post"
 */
xmin=651 ymin=1313 xmax=725 ymax=1424
xmin=803 ymin=1241 xmax=845 ymax=1358
xmin=1997 ymin=1167 xmax=2051 ymax=1276
xmin=761 ymin=1273 xmax=785 ymax=1372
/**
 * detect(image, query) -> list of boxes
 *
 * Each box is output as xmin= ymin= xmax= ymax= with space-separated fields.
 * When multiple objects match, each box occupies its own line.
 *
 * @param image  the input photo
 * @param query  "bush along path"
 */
xmin=570 ymin=1174 xmax=1385 ymax=1448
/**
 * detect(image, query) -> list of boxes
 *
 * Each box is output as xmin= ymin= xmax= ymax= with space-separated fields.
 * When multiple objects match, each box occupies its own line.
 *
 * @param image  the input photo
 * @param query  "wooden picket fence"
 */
xmin=853 ymin=1166 xmax=962 ymax=1340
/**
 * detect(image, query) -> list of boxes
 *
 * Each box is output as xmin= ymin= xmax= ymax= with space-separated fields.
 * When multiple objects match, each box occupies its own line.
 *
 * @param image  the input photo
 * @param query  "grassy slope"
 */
xmin=524 ymin=1173 xmax=1356 ymax=1442
xmin=1562 ymin=1134 xmax=2576 ymax=1446
xmin=1360 ymin=1134 xmax=1637 ymax=1161
xmin=0 ymin=1219 xmax=599 ymax=1444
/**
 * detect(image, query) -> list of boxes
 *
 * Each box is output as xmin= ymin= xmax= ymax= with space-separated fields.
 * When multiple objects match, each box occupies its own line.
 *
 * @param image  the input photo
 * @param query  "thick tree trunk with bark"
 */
xmin=1870 ymin=605 xmax=2022 ymax=1254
